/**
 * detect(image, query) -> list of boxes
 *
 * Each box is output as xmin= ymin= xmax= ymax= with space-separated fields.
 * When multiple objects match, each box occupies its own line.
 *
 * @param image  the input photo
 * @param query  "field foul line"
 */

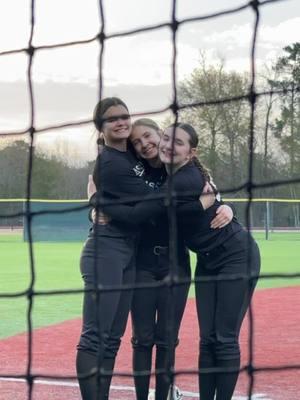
xmin=0 ymin=377 xmax=272 ymax=399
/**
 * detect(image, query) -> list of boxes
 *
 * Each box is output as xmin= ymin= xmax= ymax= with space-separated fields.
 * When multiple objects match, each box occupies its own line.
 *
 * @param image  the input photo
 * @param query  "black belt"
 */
xmin=153 ymin=246 xmax=168 ymax=256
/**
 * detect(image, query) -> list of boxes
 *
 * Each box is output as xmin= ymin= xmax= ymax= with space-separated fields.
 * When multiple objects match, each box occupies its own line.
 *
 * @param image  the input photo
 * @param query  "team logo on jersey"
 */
xmin=133 ymin=161 xmax=145 ymax=177
xmin=145 ymin=179 xmax=163 ymax=190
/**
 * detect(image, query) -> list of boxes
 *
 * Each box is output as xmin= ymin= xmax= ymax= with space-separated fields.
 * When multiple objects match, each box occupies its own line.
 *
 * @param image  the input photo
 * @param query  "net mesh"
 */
xmin=0 ymin=0 xmax=300 ymax=399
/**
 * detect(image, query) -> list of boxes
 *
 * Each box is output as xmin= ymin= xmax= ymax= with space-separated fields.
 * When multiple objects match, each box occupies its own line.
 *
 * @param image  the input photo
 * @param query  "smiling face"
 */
xmin=101 ymin=105 xmax=131 ymax=144
xmin=130 ymin=124 xmax=161 ymax=161
xmin=159 ymin=126 xmax=196 ymax=169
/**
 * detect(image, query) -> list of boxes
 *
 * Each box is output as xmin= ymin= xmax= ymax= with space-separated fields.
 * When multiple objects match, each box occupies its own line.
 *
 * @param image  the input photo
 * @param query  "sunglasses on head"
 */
xmin=102 ymin=114 xmax=130 ymax=124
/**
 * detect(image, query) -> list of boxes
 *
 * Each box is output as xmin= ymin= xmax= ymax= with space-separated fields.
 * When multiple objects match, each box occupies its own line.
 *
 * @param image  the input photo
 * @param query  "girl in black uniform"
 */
xmin=101 ymin=122 xmax=261 ymax=400
xmin=99 ymin=118 xmax=233 ymax=400
xmin=129 ymin=118 xmax=189 ymax=400
xmin=130 ymin=119 xmax=234 ymax=400
xmin=159 ymin=124 xmax=261 ymax=400
xmin=76 ymin=98 xmax=157 ymax=400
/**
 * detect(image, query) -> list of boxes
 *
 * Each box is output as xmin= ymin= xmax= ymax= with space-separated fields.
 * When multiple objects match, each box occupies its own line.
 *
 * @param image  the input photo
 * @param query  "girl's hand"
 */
xmin=199 ymin=182 xmax=215 ymax=210
xmin=87 ymin=174 xmax=97 ymax=200
xmin=88 ymin=174 xmax=110 ymax=225
xmin=91 ymin=209 xmax=111 ymax=225
xmin=210 ymin=204 xmax=233 ymax=229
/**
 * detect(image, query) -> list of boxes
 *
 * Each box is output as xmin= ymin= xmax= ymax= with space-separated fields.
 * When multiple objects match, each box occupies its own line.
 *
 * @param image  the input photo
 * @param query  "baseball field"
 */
xmin=0 ymin=231 xmax=299 ymax=399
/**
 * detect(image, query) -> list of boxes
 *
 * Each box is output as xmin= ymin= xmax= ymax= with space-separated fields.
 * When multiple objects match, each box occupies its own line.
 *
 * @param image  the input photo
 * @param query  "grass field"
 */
xmin=0 ymin=231 xmax=299 ymax=339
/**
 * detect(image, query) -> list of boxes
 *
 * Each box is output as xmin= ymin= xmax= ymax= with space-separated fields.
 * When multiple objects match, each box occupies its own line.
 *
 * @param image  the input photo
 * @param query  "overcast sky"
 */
xmin=0 ymin=0 xmax=299 ymax=161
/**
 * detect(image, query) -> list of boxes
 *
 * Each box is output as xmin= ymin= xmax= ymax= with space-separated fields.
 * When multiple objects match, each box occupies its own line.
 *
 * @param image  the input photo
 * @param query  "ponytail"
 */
xmin=191 ymin=157 xmax=210 ymax=182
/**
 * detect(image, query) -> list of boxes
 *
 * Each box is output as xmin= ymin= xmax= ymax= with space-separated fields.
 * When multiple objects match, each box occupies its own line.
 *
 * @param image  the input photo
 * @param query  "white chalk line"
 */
xmin=0 ymin=377 xmax=273 ymax=399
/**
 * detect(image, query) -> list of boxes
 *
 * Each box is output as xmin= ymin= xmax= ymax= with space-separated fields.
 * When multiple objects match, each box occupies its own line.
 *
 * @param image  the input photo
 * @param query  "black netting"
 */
xmin=0 ymin=1 xmax=300 ymax=399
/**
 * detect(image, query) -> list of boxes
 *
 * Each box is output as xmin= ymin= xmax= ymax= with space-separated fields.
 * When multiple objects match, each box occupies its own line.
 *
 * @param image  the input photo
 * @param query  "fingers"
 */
xmin=91 ymin=209 xmax=110 ymax=225
xmin=210 ymin=204 xmax=234 ymax=228
xmin=210 ymin=216 xmax=229 ymax=229
xmin=202 ymin=182 xmax=213 ymax=194
xmin=87 ymin=175 xmax=97 ymax=199
xmin=202 ymin=182 xmax=210 ymax=193
xmin=211 ymin=210 xmax=232 ymax=228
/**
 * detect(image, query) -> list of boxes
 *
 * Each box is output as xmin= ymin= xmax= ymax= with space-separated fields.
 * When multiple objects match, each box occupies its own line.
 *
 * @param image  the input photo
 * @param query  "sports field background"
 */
xmin=0 ymin=231 xmax=299 ymax=339
xmin=0 ymin=230 xmax=299 ymax=399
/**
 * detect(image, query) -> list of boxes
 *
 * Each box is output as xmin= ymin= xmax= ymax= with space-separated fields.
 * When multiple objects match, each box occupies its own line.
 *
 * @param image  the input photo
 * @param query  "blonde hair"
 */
xmin=132 ymin=118 xmax=161 ymax=135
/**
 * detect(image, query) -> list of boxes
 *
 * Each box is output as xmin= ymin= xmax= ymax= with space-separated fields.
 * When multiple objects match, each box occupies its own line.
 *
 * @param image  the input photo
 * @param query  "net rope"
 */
xmin=0 ymin=0 xmax=300 ymax=399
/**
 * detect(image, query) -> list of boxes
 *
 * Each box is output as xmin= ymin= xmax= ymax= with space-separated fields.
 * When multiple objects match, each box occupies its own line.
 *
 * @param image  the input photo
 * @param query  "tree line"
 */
xmin=176 ymin=43 xmax=300 ymax=200
xmin=0 ymin=140 xmax=94 ymax=200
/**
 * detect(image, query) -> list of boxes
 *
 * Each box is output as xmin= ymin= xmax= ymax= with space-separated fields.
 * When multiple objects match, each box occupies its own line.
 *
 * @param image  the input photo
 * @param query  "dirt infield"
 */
xmin=0 ymin=286 xmax=299 ymax=399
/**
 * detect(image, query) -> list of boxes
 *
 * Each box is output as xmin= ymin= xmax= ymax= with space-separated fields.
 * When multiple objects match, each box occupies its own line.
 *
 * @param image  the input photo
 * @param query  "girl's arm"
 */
xmin=100 ymin=193 xmax=165 ymax=226
xmin=99 ymin=188 xmax=215 ymax=226
xmin=91 ymin=172 xmax=215 ymax=226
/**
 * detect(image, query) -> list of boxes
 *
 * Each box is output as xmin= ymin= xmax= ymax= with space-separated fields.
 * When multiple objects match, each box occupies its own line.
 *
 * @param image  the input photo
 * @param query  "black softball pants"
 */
xmin=131 ymin=263 xmax=191 ymax=400
xmin=76 ymin=233 xmax=136 ymax=400
xmin=195 ymin=230 xmax=261 ymax=400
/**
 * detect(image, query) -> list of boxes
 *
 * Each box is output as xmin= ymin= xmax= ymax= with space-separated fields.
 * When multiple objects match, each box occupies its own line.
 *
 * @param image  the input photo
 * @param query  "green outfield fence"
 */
xmin=0 ymin=198 xmax=299 ymax=241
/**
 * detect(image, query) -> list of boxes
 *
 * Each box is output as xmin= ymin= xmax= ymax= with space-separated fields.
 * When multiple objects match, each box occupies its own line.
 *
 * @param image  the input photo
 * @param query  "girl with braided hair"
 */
xmin=128 ymin=119 xmax=234 ymax=400
xmin=101 ymin=122 xmax=260 ymax=400
xmin=161 ymin=123 xmax=261 ymax=400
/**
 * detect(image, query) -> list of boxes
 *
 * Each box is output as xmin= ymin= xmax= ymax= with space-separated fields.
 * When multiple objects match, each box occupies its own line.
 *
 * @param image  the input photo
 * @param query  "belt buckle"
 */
xmin=153 ymin=246 xmax=168 ymax=256
xmin=154 ymin=246 xmax=160 ymax=256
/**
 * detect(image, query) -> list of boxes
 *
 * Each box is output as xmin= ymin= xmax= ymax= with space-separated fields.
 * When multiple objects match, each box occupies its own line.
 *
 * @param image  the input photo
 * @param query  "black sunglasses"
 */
xmin=102 ymin=114 xmax=130 ymax=124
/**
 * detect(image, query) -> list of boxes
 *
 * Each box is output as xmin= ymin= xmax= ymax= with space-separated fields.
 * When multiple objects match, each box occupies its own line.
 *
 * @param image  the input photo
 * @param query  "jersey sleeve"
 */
xmin=176 ymin=200 xmax=205 ymax=215
xmin=169 ymin=164 xmax=210 ymax=217
xmin=91 ymin=160 xmax=214 ymax=225
xmin=102 ymin=170 xmax=206 ymax=225
xmin=90 ymin=152 xmax=153 ymax=207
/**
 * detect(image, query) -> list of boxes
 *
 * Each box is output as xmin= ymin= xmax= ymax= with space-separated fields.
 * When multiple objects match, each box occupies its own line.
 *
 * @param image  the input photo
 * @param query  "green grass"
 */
xmin=253 ymin=231 xmax=300 ymax=288
xmin=0 ymin=235 xmax=83 ymax=339
xmin=0 ymin=232 xmax=299 ymax=339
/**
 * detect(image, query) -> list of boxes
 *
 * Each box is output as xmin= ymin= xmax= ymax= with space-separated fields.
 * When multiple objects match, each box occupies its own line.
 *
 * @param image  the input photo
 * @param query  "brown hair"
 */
xmin=93 ymin=97 xmax=129 ymax=132
xmin=167 ymin=122 xmax=212 ymax=184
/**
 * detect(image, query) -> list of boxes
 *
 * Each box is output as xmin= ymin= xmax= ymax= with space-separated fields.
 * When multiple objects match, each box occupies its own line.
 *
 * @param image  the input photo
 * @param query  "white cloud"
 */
xmin=1 ymin=1 xmax=298 ymax=157
xmin=0 ymin=0 xmax=298 ymax=86
xmin=203 ymin=23 xmax=253 ymax=47
xmin=224 ymin=57 xmax=251 ymax=73
xmin=259 ymin=17 xmax=300 ymax=47
xmin=185 ymin=17 xmax=299 ymax=73
xmin=0 ymin=1 xmax=30 ymax=51
xmin=201 ymin=17 xmax=299 ymax=50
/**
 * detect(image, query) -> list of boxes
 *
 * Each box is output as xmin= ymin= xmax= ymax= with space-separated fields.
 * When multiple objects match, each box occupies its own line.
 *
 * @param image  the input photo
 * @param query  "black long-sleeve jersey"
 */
xmin=91 ymin=148 xmax=192 ymax=270
xmin=170 ymin=163 xmax=243 ymax=253
xmin=135 ymin=163 xmax=169 ymax=271
xmin=134 ymin=161 xmax=189 ymax=273
xmin=90 ymin=146 xmax=153 ymax=237
xmin=101 ymin=161 xmax=242 ymax=253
